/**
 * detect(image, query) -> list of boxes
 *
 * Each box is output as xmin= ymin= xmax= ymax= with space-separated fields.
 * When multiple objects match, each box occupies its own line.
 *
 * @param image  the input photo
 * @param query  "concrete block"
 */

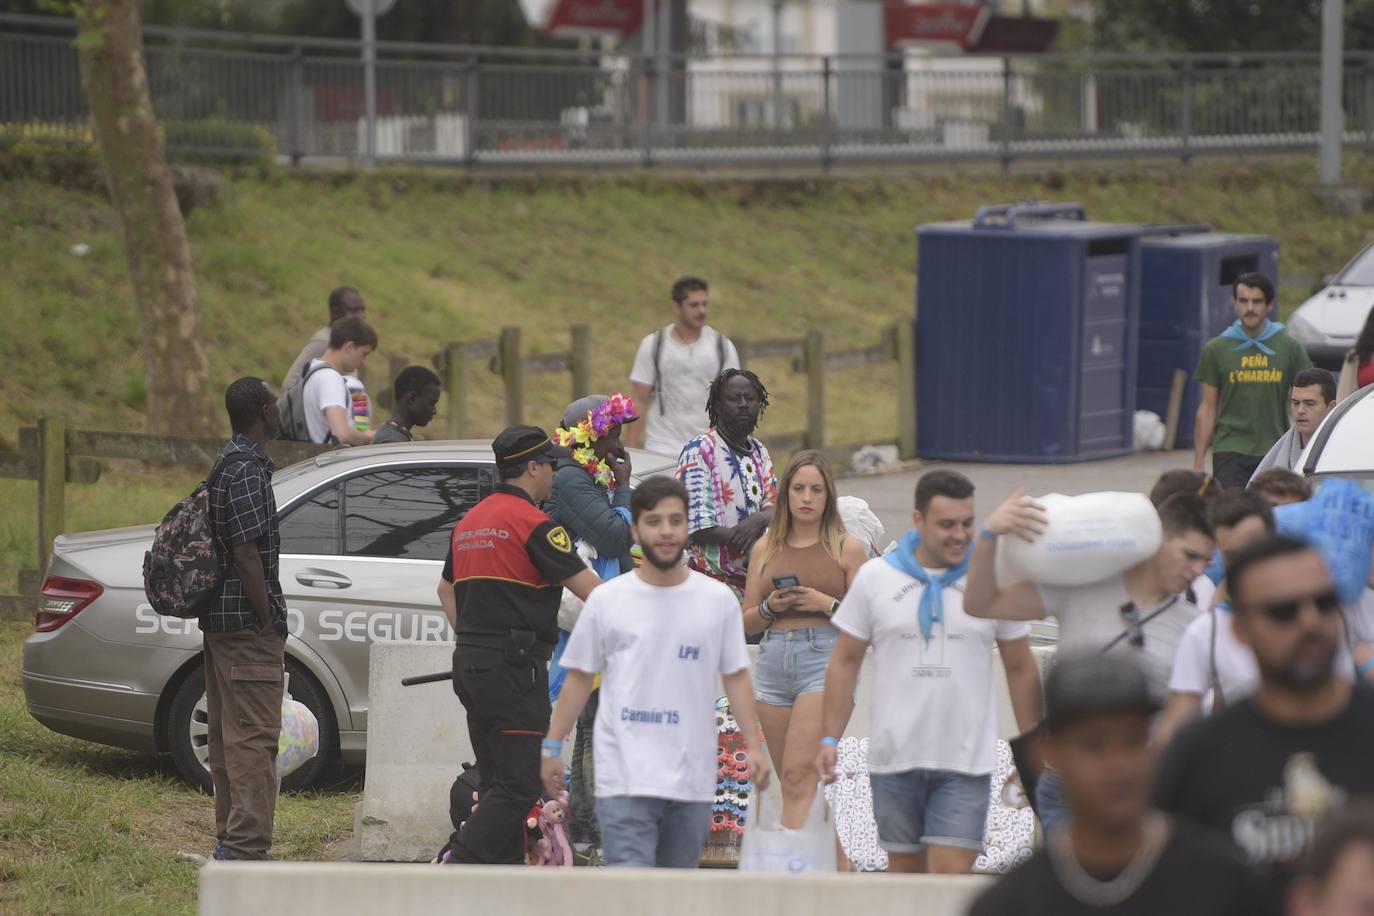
xmin=200 ymin=863 xmax=994 ymax=916
xmin=352 ymin=639 xmax=468 ymax=863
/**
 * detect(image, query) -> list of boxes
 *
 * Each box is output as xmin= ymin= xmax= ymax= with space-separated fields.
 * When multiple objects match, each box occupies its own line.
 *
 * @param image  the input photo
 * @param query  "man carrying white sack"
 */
xmin=964 ymin=490 xmax=1216 ymax=834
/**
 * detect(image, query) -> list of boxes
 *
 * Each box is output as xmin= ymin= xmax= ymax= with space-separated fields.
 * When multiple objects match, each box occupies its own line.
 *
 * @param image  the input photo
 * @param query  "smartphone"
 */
xmin=772 ymin=575 xmax=801 ymax=590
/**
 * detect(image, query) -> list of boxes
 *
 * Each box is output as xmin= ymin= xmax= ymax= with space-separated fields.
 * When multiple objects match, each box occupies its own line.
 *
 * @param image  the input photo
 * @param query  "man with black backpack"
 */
xmin=203 ymin=377 xmax=288 ymax=861
xmin=627 ymin=276 xmax=739 ymax=457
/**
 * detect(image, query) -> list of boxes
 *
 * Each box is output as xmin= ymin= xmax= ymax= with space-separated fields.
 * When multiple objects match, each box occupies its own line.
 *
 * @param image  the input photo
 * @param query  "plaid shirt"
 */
xmin=200 ymin=434 xmax=286 ymax=635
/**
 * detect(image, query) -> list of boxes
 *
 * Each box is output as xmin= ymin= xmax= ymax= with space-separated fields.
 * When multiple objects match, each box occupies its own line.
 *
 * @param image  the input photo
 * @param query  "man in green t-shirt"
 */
xmin=1193 ymin=272 xmax=1312 ymax=490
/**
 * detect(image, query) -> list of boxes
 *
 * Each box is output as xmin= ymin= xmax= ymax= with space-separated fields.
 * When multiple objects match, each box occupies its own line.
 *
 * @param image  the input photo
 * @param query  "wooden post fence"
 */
xmin=6 ymin=424 xmax=329 ymax=583
xmin=496 ymin=326 xmax=524 ymax=428
xmin=37 ymin=417 xmax=66 ymax=575
xmin=803 ymin=330 xmax=826 ymax=450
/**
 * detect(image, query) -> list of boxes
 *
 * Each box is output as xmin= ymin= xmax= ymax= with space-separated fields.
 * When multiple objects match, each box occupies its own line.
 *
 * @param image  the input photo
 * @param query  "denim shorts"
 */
xmin=869 ymin=768 xmax=991 ymax=852
xmin=753 ymin=625 xmax=837 ymax=706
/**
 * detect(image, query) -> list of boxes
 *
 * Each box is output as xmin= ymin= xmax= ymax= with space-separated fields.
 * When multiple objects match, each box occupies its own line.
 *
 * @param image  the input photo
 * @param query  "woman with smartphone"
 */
xmin=742 ymin=450 xmax=868 ymax=829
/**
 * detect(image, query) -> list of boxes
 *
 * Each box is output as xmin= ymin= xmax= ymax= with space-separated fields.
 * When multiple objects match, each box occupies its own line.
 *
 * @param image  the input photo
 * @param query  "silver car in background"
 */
xmin=1287 ymin=240 xmax=1374 ymax=370
xmin=22 ymin=442 xmax=678 ymax=791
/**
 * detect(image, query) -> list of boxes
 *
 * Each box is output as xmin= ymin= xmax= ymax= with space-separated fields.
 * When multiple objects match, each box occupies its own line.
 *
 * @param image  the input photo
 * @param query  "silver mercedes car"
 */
xmin=22 ymin=441 xmax=677 ymax=791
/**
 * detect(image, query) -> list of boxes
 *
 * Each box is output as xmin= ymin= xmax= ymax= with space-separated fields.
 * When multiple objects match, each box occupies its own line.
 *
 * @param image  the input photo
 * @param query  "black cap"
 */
xmin=492 ymin=425 xmax=571 ymax=471
xmin=1044 ymin=653 xmax=1162 ymax=731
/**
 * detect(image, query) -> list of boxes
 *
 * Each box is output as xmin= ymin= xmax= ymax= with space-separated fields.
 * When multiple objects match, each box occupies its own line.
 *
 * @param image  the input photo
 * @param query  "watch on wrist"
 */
xmin=828 ymin=598 xmax=840 ymax=617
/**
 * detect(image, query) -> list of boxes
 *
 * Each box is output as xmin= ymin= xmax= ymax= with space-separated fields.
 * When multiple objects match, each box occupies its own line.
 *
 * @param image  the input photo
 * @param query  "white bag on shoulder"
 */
xmin=996 ymin=492 xmax=1162 ymax=587
xmin=738 ymin=784 xmax=837 ymax=874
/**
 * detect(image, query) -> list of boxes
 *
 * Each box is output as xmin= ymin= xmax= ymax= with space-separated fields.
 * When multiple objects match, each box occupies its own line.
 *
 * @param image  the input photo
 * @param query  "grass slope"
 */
xmin=3 ymin=157 xmax=1374 ymax=595
xmin=0 ymin=622 xmax=358 ymax=915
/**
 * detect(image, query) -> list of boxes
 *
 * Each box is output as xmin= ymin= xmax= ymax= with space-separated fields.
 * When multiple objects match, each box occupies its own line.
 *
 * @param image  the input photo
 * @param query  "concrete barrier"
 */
xmin=355 ymin=638 xmax=1055 ymax=863
xmin=199 ymin=863 xmax=994 ymax=916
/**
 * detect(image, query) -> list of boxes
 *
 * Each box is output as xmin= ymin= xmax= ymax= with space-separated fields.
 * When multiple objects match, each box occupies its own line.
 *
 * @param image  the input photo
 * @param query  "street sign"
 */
xmin=345 ymin=0 xmax=398 ymax=17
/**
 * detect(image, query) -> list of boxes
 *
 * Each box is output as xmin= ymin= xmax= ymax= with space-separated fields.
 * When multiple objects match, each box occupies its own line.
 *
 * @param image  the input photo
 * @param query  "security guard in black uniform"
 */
xmin=439 ymin=426 xmax=601 ymax=864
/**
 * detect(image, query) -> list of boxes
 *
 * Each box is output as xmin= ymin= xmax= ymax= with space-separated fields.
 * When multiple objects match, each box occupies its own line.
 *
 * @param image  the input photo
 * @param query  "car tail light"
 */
xmin=35 ymin=576 xmax=104 ymax=632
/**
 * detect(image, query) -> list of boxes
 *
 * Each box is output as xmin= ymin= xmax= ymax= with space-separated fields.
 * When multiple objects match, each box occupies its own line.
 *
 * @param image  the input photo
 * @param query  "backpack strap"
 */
xmin=652 ymin=328 xmax=666 ymax=416
xmin=716 ymin=328 xmax=727 ymax=375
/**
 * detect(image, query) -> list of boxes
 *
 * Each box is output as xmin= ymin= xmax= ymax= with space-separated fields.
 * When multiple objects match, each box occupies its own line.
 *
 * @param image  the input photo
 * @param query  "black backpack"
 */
xmin=277 ymin=362 xmax=337 ymax=443
xmin=142 ymin=462 xmax=228 ymax=619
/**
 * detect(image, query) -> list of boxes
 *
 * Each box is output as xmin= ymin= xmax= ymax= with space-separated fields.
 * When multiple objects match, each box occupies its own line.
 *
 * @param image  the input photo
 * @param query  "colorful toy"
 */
xmin=534 ymin=791 xmax=574 ymax=867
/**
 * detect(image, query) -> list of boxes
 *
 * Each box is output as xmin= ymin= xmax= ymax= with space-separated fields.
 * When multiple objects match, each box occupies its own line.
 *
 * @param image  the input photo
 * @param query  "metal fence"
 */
xmin=4 ymin=12 xmax=1374 ymax=170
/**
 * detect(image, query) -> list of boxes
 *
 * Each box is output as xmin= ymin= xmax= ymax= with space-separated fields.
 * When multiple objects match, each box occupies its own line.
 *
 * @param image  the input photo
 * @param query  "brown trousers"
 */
xmin=203 ymin=626 xmax=285 ymax=859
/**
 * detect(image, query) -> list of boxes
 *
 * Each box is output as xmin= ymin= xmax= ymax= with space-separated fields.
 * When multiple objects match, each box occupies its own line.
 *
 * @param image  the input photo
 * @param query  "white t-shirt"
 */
xmin=560 ymin=570 xmax=750 ymax=802
xmin=1038 ymin=577 xmax=1201 ymax=702
xmin=831 ymin=558 xmax=1031 ymax=776
xmin=302 ymin=359 xmax=350 ymax=445
xmin=1346 ymin=587 xmax=1374 ymax=645
xmin=629 ymin=325 xmax=740 ymax=458
xmin=1168 ymin=608 xmax=1259 ymax=710
xmin=1190 ymin=574 xmax=1216 ymax=613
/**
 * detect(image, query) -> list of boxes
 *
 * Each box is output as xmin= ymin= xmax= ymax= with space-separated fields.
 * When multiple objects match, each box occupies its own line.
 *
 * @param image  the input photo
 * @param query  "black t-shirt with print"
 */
xmin=1153 ymin=686 xmax=1374 ymax=916
xmin=968 ymin=825 xmax=1259 ymax=916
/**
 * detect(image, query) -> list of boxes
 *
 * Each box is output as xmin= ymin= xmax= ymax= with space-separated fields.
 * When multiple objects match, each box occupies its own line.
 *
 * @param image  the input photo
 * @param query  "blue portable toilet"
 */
xmin=915 ymin=203 xmax=1142 ymax=463
xmin=1137 ymin=227 xmax=1280 ymax=449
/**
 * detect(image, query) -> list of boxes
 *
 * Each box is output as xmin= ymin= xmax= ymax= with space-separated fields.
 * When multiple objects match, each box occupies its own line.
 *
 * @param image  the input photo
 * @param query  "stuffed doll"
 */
xmin=535 ymin=792 xmax=574 ymax=868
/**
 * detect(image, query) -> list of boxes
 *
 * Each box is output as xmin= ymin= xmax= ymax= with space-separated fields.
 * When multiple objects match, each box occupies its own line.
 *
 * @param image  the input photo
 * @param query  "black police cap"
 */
xmin=492 ymin=425 xmax=571 ymax=470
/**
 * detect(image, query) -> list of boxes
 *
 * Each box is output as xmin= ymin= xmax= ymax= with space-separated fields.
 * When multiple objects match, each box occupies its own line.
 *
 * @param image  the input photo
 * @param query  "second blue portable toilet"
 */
xmin=1137 ymin=227 xmax=1280 ymax=449
xmin=915 ymin=203 xmax=1142 ymax=463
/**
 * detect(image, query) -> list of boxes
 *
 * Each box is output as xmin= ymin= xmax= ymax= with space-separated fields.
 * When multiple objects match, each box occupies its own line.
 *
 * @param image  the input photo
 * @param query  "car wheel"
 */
xmin=166 ymin=658 xmax=338 ymax=794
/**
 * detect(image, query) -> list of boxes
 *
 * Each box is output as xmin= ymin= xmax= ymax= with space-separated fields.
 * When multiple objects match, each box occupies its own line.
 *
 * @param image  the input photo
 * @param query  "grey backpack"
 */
xmin=277 ymin=363 xmax=333 ymax=443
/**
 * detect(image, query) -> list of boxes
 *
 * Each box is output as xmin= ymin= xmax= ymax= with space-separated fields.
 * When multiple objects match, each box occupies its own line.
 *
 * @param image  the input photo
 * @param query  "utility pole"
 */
xmin=346 ymin=0 xmax=398 ymax=167
xmin=1319 ymin=0 xmax=1344 ymax=185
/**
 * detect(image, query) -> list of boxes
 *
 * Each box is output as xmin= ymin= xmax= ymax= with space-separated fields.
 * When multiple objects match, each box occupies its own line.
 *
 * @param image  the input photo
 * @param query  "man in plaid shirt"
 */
xmin=201 ymin=377 xmax=287 ymax=861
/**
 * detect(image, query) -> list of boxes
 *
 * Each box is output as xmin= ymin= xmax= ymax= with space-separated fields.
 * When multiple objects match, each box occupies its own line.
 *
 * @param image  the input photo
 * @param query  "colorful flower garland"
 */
xmin=554 ymin=393 xmax=638 ymax=489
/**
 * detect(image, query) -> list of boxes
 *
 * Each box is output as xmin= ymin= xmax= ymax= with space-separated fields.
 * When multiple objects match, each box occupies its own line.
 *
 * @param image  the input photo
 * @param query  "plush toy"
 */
xmin=536 ymin=792 xmax=574 ymax=868
xmin=524 ymin=801 xmax=547 ymax=866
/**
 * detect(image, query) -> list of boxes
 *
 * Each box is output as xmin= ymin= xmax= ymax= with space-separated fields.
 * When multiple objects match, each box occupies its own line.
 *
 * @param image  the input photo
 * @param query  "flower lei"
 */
xmin=554 ymin=393 xmax=638 ymax=490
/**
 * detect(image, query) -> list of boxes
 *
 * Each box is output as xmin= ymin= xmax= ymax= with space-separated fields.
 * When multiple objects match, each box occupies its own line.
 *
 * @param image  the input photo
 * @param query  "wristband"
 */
xmin=1360 ymin=656 xmax=1374 ymax=677
xmin=820 ymin=736 xmax=839 ymax=747
xmin=758 ymin=598 xmax=777 ymax=622
xmin=979 ymin=527 xmax=999 ymax=543
xmin=541 ymin=738 xmax=563 ymax=758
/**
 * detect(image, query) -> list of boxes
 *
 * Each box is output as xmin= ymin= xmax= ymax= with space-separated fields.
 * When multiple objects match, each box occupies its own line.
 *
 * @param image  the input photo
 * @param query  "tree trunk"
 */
xmin=74 ymin=0 xmax=213 ymax=435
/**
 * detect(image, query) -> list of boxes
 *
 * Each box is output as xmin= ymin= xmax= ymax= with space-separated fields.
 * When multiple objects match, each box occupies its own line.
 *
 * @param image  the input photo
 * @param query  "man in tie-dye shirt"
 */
xmin=676 ymin=369 xmax=778 ymax=600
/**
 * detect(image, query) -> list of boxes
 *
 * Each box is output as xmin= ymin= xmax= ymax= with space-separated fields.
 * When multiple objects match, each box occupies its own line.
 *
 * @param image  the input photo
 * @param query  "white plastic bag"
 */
xmin=997 ymin=492 xmax=1162 ymax=587
xmin=838 ymin=495 xmax=887 ymax=558
xmin=738 ymin=783 xmax=837 ymax=873
xmin=1133 ymin=410 xmax=1166 ymax=451
xmin=277 ymin=693 xmax=320 ymax=779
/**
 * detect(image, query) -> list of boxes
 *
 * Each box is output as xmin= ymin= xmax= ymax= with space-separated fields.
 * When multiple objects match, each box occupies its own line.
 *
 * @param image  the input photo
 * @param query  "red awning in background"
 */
xmin=883 ymin=2 xmax=988 ymax=48
xmin=544 ymin=0 xmax=645 ymax=36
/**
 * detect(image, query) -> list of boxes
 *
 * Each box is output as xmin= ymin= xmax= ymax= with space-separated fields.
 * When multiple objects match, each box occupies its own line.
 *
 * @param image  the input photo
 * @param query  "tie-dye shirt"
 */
xmin=676 ymin=428 xmax=777 ymax=597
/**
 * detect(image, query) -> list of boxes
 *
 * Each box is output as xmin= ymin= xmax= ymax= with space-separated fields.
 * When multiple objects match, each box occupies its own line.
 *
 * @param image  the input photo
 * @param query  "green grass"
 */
xmin=0 ymin=621 xmax=358 ymax=915
xmin=4 ymin=156 xmax=1374 ymax=594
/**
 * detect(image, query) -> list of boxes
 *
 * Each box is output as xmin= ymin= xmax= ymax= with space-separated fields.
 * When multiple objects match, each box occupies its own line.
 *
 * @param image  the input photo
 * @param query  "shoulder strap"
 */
xmin=1099 ymin=596 xmax=1181 ymax=656
xmin=653 ymin=328 xmax=666 ymax=415
xmin=1208 ymin=610 xmax=1226 ymax=711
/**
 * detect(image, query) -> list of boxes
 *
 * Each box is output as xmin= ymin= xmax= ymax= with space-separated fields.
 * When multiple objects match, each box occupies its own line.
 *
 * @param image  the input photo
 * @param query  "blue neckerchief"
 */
xmin=1220 ymin=318 xmax=1284 ymax=356
xmin=882 ymin=529 xmax=971 ymax=643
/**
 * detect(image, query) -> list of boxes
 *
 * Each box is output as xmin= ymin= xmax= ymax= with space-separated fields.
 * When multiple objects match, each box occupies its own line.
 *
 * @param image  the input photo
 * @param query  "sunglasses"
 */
xmin=1254 ymin=590 xmax=1341 ymax=624
xmin=1119 ymin=602 xmax=1145 ymax=648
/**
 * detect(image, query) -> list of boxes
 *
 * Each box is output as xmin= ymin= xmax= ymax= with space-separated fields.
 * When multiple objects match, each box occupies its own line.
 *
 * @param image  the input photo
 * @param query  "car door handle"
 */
xmin=295 ymin=569 xmax=352 ymax=589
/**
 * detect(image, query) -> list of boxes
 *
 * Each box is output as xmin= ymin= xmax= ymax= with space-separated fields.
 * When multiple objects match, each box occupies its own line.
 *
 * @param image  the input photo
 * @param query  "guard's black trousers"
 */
xmin=446 ymin=646 xmax=550 ymax=865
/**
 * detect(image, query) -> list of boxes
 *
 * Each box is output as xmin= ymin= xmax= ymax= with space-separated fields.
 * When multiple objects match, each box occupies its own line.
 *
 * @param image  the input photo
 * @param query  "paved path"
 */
xmin=841 ymin=450 xmax=1189 ymax=546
